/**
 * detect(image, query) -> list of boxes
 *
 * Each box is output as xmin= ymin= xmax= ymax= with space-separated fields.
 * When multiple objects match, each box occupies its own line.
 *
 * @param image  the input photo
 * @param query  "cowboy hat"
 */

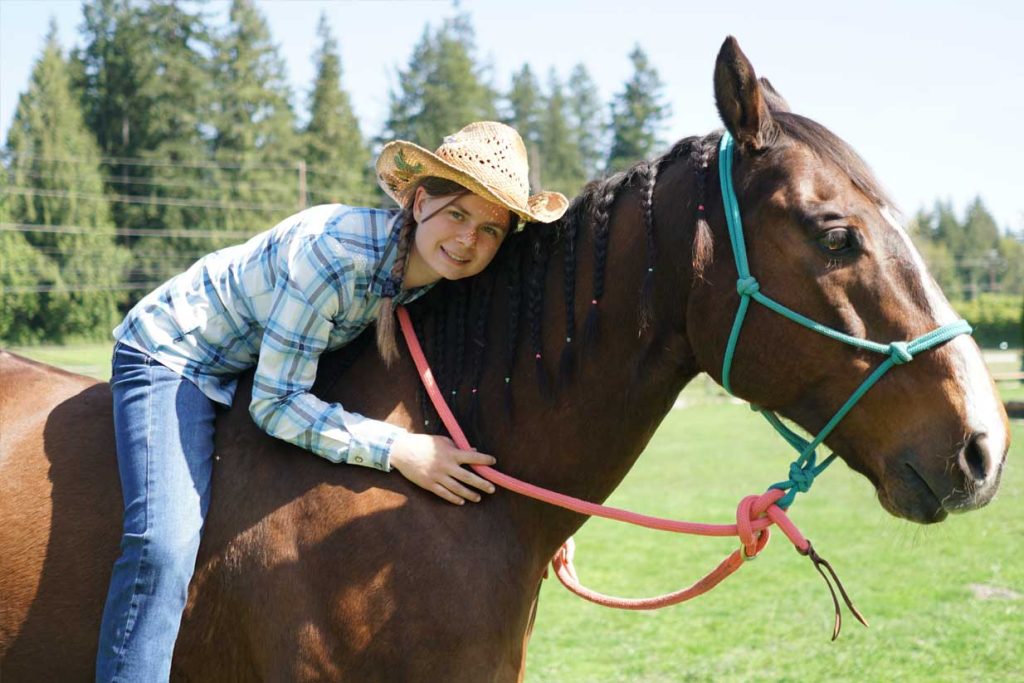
xmin=376 ymin=121 xmax=569 ymax=225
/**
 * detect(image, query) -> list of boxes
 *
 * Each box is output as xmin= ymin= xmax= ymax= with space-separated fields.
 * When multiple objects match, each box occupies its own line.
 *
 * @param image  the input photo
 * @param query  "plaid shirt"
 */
xmin=114 ymin=204 xmax=434 ymax=471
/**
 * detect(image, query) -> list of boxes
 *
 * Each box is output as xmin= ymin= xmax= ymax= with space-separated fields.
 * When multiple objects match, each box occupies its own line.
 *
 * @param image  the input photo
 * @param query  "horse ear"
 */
xmin=759 ymin=77 xmax=791 ymax=113
xmin=714 ymin=37 xmax=778 ymax=149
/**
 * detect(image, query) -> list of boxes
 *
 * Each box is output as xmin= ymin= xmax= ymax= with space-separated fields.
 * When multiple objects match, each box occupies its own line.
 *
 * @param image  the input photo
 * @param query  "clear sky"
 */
xmin=2 ymin=0 xmax=1022 ymax=231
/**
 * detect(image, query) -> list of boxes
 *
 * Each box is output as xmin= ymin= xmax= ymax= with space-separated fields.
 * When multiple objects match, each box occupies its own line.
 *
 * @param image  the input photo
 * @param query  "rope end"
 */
xmin=800 ymin=541 xmax=868 ymax=640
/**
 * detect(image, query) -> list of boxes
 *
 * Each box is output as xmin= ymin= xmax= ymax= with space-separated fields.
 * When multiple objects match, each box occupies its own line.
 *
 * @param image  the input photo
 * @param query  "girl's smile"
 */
xmin=403 ymin=188 xmax=512 ymax=287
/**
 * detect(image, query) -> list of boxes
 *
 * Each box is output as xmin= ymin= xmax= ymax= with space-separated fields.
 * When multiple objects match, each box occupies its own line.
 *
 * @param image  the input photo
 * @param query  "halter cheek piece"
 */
xmin=717 ymin=132 xmax=973 ymax=509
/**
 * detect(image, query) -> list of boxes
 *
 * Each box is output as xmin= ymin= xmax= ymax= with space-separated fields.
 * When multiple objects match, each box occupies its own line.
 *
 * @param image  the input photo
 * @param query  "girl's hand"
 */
xmin=389 ymin=433 xmax=497 ymax=505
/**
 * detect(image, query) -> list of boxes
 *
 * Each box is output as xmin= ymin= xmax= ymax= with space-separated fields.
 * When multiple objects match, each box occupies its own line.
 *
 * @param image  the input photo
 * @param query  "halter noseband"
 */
xmin=717 ymin=132 xmax=972 ymax=508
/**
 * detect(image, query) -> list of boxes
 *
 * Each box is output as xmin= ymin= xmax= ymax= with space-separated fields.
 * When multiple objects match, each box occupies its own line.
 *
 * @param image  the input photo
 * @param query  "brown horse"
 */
xmin=0 ymin=38 xmax=1009 ymax=681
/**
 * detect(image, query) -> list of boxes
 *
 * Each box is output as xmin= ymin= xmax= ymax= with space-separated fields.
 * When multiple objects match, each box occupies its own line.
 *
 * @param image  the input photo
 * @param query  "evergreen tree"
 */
xmin=382 ymin=13 xmax=497 ymax=148
xmin=567 ymin=64 xmax=604 ymax=180
xmin=606 ymin=45 xmax=670 ymax=173
xmin=210 ymin=0 xmax=300 ymax=233
xmin=4 ymin=22 xmax=128 ymax=341
xmin=504 ymin=64 xmax=543 ymax=190
xmin=72 ymin=0 xmax=216 ymax=285
xmin=537 ymin=70 xmax=586 ymax=198
xmin=303 ymin=12 xmax=373 ymax=206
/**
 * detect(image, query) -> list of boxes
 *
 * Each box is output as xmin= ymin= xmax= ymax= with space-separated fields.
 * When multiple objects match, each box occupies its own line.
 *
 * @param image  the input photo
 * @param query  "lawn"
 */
xmin=8 ymin=342 xmax=1023 ymax=681
xmin=525 ymin=403 xmax=1023 ymax=682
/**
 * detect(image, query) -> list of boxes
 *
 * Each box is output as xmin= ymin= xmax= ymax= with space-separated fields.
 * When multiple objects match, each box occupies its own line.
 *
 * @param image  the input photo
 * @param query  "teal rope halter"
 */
xmin=717 ymin=132 xmax=972 ymax=509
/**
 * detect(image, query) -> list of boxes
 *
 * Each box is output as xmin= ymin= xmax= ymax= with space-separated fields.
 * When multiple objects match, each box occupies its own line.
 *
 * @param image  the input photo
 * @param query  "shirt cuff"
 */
xmin=344 ymin=419 xmax=408 ymax=472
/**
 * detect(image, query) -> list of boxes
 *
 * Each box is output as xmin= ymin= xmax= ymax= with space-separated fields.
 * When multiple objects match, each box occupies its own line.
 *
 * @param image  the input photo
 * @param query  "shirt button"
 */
xmin=354 ymin=456 xmax=363 ymax=463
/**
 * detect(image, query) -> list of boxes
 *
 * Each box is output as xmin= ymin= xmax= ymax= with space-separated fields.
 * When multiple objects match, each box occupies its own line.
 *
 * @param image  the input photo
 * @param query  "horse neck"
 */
xmin=479 ymin=157 xmax=703 ymax=551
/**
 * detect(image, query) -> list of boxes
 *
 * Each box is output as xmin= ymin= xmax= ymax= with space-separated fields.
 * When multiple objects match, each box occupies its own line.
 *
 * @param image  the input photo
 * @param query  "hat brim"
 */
xmin=376 ymin=140 xmax=568 ymax=225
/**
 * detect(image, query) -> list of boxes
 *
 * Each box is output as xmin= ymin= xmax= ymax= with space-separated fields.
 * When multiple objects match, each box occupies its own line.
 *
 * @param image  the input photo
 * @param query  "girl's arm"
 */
xmin=249 ymin=234 xmax=494 ymax=503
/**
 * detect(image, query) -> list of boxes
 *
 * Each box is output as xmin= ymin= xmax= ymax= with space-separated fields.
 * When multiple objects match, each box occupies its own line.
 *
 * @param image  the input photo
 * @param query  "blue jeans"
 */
xmin=96 ymin=343 xmax=218 ymax=682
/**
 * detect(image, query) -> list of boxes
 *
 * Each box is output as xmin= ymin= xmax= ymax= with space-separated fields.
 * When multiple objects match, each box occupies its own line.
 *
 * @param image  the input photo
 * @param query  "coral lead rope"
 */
xmin=400 ymin=308 xmax=846 ymax=638
xmin=393 ymin=132 xmax=971 ymax=639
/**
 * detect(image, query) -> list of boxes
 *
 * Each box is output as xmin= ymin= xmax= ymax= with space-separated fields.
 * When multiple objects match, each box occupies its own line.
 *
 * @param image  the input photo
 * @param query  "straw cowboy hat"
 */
xmin=376 ymin=121 xmax=569 ymax=225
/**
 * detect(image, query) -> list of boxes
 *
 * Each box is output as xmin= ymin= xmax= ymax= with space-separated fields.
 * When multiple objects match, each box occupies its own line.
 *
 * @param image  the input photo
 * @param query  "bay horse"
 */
xmin=0 ymin=37 xmax=1008 ymax=681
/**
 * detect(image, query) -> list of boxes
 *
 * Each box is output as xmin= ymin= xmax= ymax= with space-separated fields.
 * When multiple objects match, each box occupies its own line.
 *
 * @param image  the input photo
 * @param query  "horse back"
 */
xmin=0 ymin=350 xmax=121 ymax=679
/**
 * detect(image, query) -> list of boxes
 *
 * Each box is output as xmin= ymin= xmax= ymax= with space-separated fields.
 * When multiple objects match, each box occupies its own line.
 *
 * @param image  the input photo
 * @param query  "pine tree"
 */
xmin=567 ymin=64 xmax=604 ymax=180
xmin=538 ymin=70 xmax=586 ymax=198
xmin=607 ymin=45 xmax=670 ymax=173
xmin=303 ymin=13 xmax=373 ymax=207
xmin=382 ymin=13 xmax=497 ymax=149
xmin=72 ymin=0 xmax=216 ymax=285
xmin=211 ymin=0 xmax=300 ymax=233
xmin=505 ymin=64 xmax=543 ymax=190
xmin=4 ymin=22 xmax=128 ymax=341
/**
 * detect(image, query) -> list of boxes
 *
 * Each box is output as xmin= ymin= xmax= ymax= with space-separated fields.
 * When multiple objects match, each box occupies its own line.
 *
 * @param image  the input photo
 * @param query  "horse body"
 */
xmin=0 ymin=38 xmax=1008 ymax=680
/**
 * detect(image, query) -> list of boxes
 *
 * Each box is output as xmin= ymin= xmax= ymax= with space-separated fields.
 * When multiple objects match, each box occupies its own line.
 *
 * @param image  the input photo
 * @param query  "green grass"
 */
xmin=8 ymin=342 xmax=1023 ymax=680
xmin=8 ymin=340 xmax=114 ymax=380
xmin=525 ymin=404 xmax=1023 ymax=682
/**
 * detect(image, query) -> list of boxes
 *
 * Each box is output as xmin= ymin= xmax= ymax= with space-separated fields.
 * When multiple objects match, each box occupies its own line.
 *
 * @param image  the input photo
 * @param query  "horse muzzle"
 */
xmin=881 ymin=431 xmax=1006 ymax=524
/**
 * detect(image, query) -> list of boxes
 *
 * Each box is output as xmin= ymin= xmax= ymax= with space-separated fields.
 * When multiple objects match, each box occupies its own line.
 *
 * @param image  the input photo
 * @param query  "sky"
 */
xmin=1 ymin=0 xmax=1022 ymax=231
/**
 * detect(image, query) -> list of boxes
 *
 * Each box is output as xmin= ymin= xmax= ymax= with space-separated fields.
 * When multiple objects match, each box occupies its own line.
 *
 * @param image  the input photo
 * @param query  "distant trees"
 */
xmin=3 ymin=22 xmax=128 ymax=342
xmin=1 ymin=3 xmax=1020 ymax=345
xmin=607 ymin=45 xmax=670 ymax=173
xmin=382 ymin=13 xmax=497 ymax=149
xmin=303 ymin=13 xmax=374 ymax=206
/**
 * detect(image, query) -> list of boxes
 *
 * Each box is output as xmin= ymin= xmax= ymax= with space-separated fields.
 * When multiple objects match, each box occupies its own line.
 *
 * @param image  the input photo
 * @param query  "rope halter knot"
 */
xmin=736 ymin=276 xmax=761 ymax=297
xmin=888 ymin=341 xmax=913 ymax=365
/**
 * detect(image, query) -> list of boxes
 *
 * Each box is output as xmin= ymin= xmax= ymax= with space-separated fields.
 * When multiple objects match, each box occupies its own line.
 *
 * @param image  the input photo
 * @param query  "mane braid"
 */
xmin=558 ymin=213 xmax=579 ymax=386
xmin=692 ymin=141 xmax=714 ymax=282
xmin=467 ymin=268 xmax=496 ymax=436
xmin=582 ymin=179 xmax=618 ymax=351
xmin=503 ymin=237 xmax=525 ymax=416
xmin=638 ymin=160 xmax=659 ymax=332
xmin=526 ymin=228 xmax=552 ymax=398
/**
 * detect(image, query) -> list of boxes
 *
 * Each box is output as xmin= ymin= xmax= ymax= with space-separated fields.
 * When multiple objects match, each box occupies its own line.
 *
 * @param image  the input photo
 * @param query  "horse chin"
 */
xmin=875 ymin=463 xmax=950 ymax=525
xmin=877 ymin=487 xmax=949 ymax=524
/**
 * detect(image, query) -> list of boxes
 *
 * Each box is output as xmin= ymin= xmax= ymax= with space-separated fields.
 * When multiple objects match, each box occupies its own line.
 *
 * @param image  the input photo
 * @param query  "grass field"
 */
xmin=8 ymin=342 xmax=1023 ymax=681
xmin=525 ymin=404 xmax=1023 ymax=682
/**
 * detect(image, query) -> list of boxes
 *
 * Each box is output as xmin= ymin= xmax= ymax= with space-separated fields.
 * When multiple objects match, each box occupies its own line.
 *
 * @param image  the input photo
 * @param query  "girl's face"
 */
xmin=404 ymin=186 xmax=512 ymax=287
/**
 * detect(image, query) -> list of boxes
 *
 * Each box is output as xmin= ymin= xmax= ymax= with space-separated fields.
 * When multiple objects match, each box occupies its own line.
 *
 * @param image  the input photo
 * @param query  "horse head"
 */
xmin=687 ymin=37 xmax=1009 ymax=524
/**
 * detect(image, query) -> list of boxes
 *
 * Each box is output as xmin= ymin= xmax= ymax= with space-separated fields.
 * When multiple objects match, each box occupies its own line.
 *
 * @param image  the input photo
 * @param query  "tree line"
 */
xmin=1 ymin=0 xmax=1020 ymax=346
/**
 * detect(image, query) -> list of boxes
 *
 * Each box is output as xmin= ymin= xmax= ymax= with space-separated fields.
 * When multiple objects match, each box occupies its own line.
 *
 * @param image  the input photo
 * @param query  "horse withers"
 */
xmin=0 ymin=37 xmax=1008 ymax=681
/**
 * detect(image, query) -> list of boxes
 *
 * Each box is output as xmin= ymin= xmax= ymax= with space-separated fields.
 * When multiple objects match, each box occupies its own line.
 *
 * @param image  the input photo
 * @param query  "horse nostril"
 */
xmin=959 ymin=433 xmax=992 ymax=484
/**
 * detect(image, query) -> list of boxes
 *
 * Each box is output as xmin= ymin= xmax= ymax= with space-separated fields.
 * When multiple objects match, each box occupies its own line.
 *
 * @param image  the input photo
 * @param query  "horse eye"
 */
xmin=820 ymin=228 xmax=852 ymax=252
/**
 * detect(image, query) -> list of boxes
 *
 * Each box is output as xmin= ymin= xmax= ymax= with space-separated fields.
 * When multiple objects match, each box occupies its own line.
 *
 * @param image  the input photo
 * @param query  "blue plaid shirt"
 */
xmin=114 ymin=204 xmax=434 ymax=471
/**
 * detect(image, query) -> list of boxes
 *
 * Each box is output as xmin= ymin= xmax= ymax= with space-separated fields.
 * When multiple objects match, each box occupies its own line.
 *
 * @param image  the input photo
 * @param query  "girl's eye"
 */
xmin=819 ymin=228 xmax=852 ymax=252
xmin=449 ymin=211 xmax=464 ymax=221
xmin=482 ymin=226 xmax=500 ymax=238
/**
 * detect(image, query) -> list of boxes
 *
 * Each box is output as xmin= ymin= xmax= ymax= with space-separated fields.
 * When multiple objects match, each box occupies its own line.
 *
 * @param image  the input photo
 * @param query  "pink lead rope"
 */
xmin=396 ymin=307 xmax=867 ymax=637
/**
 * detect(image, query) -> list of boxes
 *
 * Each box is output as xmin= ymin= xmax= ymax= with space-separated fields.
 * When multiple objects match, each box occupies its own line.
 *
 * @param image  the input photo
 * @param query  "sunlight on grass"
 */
xmin=526 ymin=404 xmax=1023 ymax=682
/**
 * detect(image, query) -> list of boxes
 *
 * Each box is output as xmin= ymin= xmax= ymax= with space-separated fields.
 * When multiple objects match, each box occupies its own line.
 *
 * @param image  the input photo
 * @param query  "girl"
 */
xmin=96 ymin=121 xmax=568 ymax=682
